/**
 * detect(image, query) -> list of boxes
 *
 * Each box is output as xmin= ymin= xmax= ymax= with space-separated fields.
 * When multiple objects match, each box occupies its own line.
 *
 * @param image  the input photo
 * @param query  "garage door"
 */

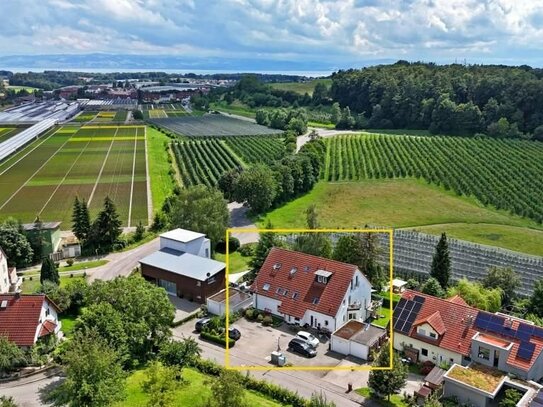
xmin=331 ymin=336 xmax=350 ymax=356
xmin=350 ymin=342 xmax=368 ymax=360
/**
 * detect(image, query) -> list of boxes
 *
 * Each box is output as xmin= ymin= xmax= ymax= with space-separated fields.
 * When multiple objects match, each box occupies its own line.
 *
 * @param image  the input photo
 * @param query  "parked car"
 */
xmin=288 ymin=338 xmax=317 ymax=358
xmin=228 ymin=327 xmax=241 ymax=340
xmin=296 ymin=331 xmax=319 ymax=348
xmin=195 ymin=317 xmax=211 ymax=332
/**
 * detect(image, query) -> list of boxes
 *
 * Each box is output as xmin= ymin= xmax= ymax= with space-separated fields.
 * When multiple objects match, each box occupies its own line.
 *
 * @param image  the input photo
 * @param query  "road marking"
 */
xmin=127 ymin=127 xmax=138 ymax=227
xmin=0 ymin=130 xmax=73 ymax=211
xmin=87 ymin=127 xmax=119 ymax=206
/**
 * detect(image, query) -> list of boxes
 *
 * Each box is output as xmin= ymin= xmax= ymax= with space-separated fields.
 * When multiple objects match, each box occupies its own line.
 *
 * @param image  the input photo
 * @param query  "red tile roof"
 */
xmin=252 ymin=247 xmax=367 ymax=318
xmin=414 ymin=311 xmax=447 ymax=336
xmin=398 ymin=290 xmax=479 ymax=357
xmin=447 ymin=295 xmax=469 ymax=307
xmin=38 ymin=320 xmax=57 ymax=338
xmin=0 ymin=294 xmax=59 ymax=346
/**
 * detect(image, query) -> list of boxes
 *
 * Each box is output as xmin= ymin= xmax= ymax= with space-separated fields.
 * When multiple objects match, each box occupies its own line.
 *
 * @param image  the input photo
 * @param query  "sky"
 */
xmin=1 ymin=0 xmax=543 ymax=70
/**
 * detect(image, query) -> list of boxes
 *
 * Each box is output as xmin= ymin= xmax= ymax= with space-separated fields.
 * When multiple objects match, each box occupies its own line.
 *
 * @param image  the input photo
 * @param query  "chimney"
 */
xmin=14 ymin=292 xmax=20 ymax=301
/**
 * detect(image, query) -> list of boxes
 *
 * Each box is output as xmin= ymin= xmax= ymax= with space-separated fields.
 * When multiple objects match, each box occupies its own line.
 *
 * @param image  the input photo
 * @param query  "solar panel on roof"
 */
xmin=407 ymin=312 xmax=417 ymax=323
xmin=535 ymin=391 xmax=543 ymax=403
xmin=394 ymin=318 xmax=407 ymax=331
xmin=413 ymin=295 xmax=426 ymax=304
xmin=396 ymin=298 xmax=407 ymax=309
xmin=412 ymin=302 xmax=422 ymax=313
xmin=533 ymin=326 xmax=543 ymax=339
xmin=517 ymin=341 xmax=535 ymax=360
xmin=399 ymin=308 xmax=411 ymax=321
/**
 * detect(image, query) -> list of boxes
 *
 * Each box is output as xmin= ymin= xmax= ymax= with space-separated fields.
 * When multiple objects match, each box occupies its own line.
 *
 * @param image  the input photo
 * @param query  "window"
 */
xmin=312 ymin=297 xmax=320 ymax=305
xmin=273 ymin=262 xmax=282 ymax=270
xmin=418 ymin=328 xmax=427 ymax=336
xmin=208 ymin=277 xmax=216 ymax=284
xmin=263 ymin=283 xmax=270 ymax=291
xmin=355 ymin=275 xmax=359 ymax=287
xmin=350 ymin=280 xmax=353 ymax=290
xmin=429 ymin=332 xmax=437 ymax=339
xmin=196 ymin=281 xmax=201 ymax=287
xmin=304 ymin=266 xmax=311 ymax=272
xmin=276 ymin=287 xmax=284 ymax=295
xmin=478 ymin=347 xmax=490 ymax=360
xmin=45 ymin=308 xmax=50 ymax=317
xmin=292 ymin=291 xmax=299 ymax=300
xmin=421 ymin=348 xmax=428 ymax=357
xmin=450 ymin=358 xmax=454 ymax=364
xmin=317 ymin=275 xmax=327 ymax=284
xmin=205 ymin=248 xmax=209 ymax=258
xmin=325 ymin=321 xmax=328 ymax=326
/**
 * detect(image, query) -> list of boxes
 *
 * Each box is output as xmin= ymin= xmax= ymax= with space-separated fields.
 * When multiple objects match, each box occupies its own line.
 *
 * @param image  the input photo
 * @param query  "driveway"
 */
xmin=228 ymin=201 xmax=259 ymax=244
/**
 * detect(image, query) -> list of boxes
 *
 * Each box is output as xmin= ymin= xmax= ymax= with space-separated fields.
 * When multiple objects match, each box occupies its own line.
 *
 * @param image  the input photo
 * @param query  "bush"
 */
xmin=257 ymin=314 xmax=264 ymax=323
xmin=215 ymin=237 xmax=241 ymax=254
xmin=200 ymin=331 xmax=235 ymax=348
xmin=66 ymin=258 xmax=75 ymax=267
xmin=262 ymin=315 xmax=273 ymax=326
xmin=244 ymin=308 xmax=255 ymax=320
xmin=239 ymin=243 xmax=256 ymax=257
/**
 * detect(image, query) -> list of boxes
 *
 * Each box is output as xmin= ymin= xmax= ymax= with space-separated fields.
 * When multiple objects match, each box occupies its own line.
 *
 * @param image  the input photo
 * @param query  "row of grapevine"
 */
xmin=325 ymin=134 xmax=543 ymax=223
xmin=225 ymin=136 xmax=285 ymax=164
xmin=172 ymin=139 xmax=242 ymax=187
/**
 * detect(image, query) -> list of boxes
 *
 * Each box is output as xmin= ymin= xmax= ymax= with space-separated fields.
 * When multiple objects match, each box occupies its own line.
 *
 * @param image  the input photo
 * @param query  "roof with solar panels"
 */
xmin=393 ymin=290 xmax=543 ymax=372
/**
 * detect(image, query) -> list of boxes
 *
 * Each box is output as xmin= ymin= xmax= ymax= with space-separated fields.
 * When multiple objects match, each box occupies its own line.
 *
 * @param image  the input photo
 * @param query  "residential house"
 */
xmin=0 ymin=293 xmax=61 ymax=347
xmin=22 ymin=221 xmax=62 ymax=258
xmin=393 ymin=290 xmax=543 ymax=381
xmin=0 ymin=247 xmax=20 ymax=293
xmin=139 ymin=229 xmax=225 ymax=303
xmin=251 ymin=247 xmax=373 ymax=331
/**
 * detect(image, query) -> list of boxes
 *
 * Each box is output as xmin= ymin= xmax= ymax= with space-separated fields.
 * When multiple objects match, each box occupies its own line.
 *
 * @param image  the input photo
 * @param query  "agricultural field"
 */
xmin=113 ymin=110 xmax=128 ymax=121
xmin=260 ymin=180 xmax=543 ymax=256
xmin=0 ymin=126 xmax=25 ymax=143
xmin=148 ymin=109 xmax=168 ymax=119
xmin=5 ymin=85 xmax=39 ymax=93
xmin=166 ymin=110 xmax=188 ymax=117
xmin=172 ymin=139 xmax=242 ymax=187
xmin=148 ymin=115 xmax=283 ymax=137
xmin=224 ymin=136 xmax=285 ymax=164
xmin=92 ymin=111 xmax=117 ymax=123
xmin=0 ymin=125 xmax=149 ymax=228
xmin=269 ymin=78 xmax=332 ymax=95
xmin=73 ymin=111 xmax=98 ymax=122
xmin=324 ymin=134 xmax=543 ymax=224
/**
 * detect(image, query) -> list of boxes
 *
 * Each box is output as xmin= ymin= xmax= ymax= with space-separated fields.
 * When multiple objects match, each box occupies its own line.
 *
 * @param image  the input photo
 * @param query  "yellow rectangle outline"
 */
xmin=225 ymin=228 xmax=394 ymax=371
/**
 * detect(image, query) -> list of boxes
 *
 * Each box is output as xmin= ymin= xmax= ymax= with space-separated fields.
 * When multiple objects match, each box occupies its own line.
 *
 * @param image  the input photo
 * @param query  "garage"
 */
xmin=206 ymin=288 xmax=253 ymax=316
xmin=331 ymin=320 xmax=387 ymax=361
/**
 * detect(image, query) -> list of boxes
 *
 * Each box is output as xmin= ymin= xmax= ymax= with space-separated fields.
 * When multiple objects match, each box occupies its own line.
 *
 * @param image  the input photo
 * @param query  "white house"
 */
xmin=251 ymin=247 xmax=373 ymax=332
xmin=0 ymin=247 xmax=20 ymax=293
xmin=0 ymin=293 xmax=61 ymax=347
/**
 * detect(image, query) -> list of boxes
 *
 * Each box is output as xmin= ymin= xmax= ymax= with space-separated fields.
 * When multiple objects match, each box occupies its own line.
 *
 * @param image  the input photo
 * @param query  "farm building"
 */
xmin=0 ymin=293 xmax=61 ymax=348
xmin=22 ymin=221 xmax=62 ymax=258
xmin=139 ymin=229 xmax=225 ymax=303
xmin=251 ymin=247 xmax=373 ymax=332
xmin=206 ymin=288 xmax=253 ymax=316
xmin=330 ymin=320 xmax=387 ymax=360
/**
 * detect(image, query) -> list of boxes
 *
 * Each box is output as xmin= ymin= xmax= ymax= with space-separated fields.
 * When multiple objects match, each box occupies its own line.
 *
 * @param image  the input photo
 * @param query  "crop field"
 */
xmin=148 ymin=115 xmax=283 ymax=137
xmin=0 ymin=125 xmax=149 ymax=228
xmin=166 ymin=110 xmax=188 ymax=117
xmin=148 ymin=109 xmax=168 ymax=119
xmin=0 ymin=127 xmax=25 ymax=143
xmin=73 ymin=111 xmax=98 ymax=122
xmin=270 ymin=78 xmax=332 ymax=95
xmin=324 ymin=134 xmax=543 ymax=224
xmin=113 ymin=110 xmax=128 ymax=121
xmin=224 ymin=136 xmax=285 ymax=164
xmin=172 ymin=139 xmax=242 ymax=186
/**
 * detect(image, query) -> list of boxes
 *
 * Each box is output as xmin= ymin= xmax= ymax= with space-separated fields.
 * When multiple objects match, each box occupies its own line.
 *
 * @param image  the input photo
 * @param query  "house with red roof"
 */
xmin=251 ymin=248 xmax=372 ymax=332
xmin=393 ymin=290 xmax=543 ymax=381
xmin=0 ymin=293 xmax=61 ymax=347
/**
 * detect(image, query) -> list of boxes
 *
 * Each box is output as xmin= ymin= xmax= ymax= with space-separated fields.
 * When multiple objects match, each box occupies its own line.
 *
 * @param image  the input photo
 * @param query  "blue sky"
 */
xmin=1 ymin=0 xmax=543 ymax=69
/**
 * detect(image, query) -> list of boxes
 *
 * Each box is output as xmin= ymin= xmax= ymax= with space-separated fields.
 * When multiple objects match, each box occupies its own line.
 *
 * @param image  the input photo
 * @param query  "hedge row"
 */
xmin=200 ymin=331 xmax=235 ymax=348
xmin=191 ymin=358 xmax=307 ymax=407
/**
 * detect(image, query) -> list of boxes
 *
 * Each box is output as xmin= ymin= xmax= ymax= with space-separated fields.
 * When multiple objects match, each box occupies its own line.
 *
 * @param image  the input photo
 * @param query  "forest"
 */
xmin=330 ymin=61 xmax=543 ymax=139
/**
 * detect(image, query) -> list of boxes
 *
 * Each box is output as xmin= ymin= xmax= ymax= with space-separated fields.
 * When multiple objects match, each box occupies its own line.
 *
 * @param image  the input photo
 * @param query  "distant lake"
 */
xmin=2 ymin=67 xmax=333 ymax=77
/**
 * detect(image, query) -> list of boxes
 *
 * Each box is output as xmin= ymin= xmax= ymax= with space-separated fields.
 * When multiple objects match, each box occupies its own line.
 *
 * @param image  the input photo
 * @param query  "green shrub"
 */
xmin=257 ymin=314 xmax=264 ymax=323
xmin=200 ymin=331 xmax=235 ymax=348
xmin=262 ymin=315 xmax=273 ymax=326
xmin=239 ymin=243 xmax=256 ymax=257
xmin=66 ymin=258 xmax=74 ymax=267
xmin=214 ymin=237 xmax=241 ymax=254
xmin=244 ymin=308 xmax=255 ymax=320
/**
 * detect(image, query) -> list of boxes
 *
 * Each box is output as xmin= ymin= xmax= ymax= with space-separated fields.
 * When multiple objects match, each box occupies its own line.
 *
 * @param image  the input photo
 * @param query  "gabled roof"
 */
xmin=414 ymin=311 xmax=447 ymax=336
xmin=139 ymin=247 xmax=225 ymax=281
xmin=447 ymin=295 xmax=469 ymax=306
xmin=0 ymin=294 xmax=59 ymax=346
xmin=252 ymin=247 xmax=369 ymax=318
xmin=38 ymin=320 xmax=57 ymax=337
xmin=395 ymin=290 xmax=478 ymax=356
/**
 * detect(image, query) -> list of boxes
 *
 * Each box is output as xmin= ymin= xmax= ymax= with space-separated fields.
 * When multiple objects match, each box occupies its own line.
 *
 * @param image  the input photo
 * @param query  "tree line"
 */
xmin=330 ymin=61 xmax=543 ymax=140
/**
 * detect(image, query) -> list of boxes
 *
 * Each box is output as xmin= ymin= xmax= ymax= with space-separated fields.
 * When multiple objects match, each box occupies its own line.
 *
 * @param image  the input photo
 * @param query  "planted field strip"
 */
xmin=149 ymin=109 xmax=168 ymax=119
xmin=166 ymin=110 xmax=188 ymax=117
xmin=172 ymin=139 xmax=242 ymax=187
xmin=325 ymin=134 xmax=543 ymax=223
xmin=0 ymin=126 xmax=148 ymax=227
xmin=73 ymin=111 xmax=98 ymax=122
xmin=148 ymin=115 xmax=283 ymax=137
xmin=114 ymin=110 xmax=128 ymax=121
xmin=0 ymin=127 xmax=22 ymax=144
xmin=224 ymin=136 xmax=285 ymax=164
xmin=129 ymin=132 xmax=149 ymax=226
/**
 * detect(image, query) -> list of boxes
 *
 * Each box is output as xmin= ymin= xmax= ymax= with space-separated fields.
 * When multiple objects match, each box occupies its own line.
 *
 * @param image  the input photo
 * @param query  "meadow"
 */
xmin=0 ymin=125 xmax=149 ymax=228
xmin=0 ymin=126 xmax=24 ymax=143
xmin=269 ymin=78 xmax=332 ymax=95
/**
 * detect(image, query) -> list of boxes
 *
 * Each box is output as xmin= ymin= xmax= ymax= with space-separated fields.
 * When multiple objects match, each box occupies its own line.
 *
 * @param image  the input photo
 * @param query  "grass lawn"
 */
xmin=309 ymin=121 xmax=335 ymax=129
xmin=59 ymin=314 xmax=77 ymax=336
xmin=146 ymin=126 xmax=177 ymax=211
xmin=270 ymin=78 xmax=332 ymax=95
xmin=21 ymin=275 xmax=85 ymax=294
xmin=372 ymin=307 xmax=392 ymax=328
xmin=355 ymin=387 xmax=408 ymax=407
xmin=6 ymin=85 xmax=39 ymax=93
xmin=115 ymin=367 xmax=281 ymax=407
xmin=257 ymin=179 xmax=543 ymax=256
xmin=210 ymin=102 xmax=257 ymax=118
xmin=59 ymin=259 xmax=108 ymax=272
xmin=214 ymin=251 xmax=252 ymax=274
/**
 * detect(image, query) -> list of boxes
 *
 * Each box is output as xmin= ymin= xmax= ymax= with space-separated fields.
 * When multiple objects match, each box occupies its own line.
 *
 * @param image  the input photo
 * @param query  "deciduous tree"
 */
xmin=368 ymin=349 xmax=407 ymax=401
xmin=234 ymin=164 xmax=278 ymax=213
xmin=207 ymin=370 xmax=248 ymax=407
xmin=0 ymin=226 xmax=33 ymax=267
xmin=0 ymin=336 xmax=25 ymax=374
xmin=448 ymin=278 xmax=502 ymax=312
xmin=251 ymin=220 xmax=282 ymax=270
xmin=421 ymin=277 xmax=445 ymax=298
xmin=142 ymin=361 xmax=181 ymax=407
xmin=482 ymin=266 xmax=519 ymax=307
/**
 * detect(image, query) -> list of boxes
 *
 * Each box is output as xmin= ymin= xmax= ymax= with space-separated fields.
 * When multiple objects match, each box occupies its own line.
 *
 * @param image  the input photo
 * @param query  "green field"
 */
xmin=0 ymin=125 xmax=149 ymax=228
xmin=0 ymin=127 xmax=24 ymax=143
xmin=214 ymin=251 xmax=252 ymax=274
xmin=270 ymin=78 xmax=332 ymax=95
xmin=21 ymin=275 xmax=85 ymax=294
xmin=259 ymin=180 xmax=543 ymax=256
xmin=146 ymin=127 xmax=177 ymax=211
xmin=73 ymin=111 xmax=98 ymax=122
xmin=5 ymin=85 xmax=39 ymax=93
xmin=115 ymin=368 xmax=281 ymax=407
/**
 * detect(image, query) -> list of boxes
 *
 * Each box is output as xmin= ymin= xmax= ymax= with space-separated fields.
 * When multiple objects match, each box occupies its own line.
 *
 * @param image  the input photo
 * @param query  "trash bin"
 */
xmin=271 ymin=351 xmax=282 ymax=365
xmin=277 ymin=355 xmax=286 ymax=367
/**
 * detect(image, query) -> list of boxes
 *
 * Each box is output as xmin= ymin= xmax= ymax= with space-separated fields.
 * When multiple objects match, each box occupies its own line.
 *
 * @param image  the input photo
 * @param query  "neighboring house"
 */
xmin=0 ymin=293 xmax=61 ymax=347
xmin=393 ymin=290 xmax=543 ymax=381
xmin=251 ymin=247 xmax=373 ymax=331
xmin=391 ymin=278 xmax=408 ymax=294
xmin=206 ymin=288 xmax=253 ymax=317
xmin=0 ymin=247 xmax=20 ymax=293
xmin=140 ymin=229 xmax=225 ymax=303
xmin=330 ymin=320 xmax=387 ymax=360
xmin=22 ymin=221 xmax=62 ymax=258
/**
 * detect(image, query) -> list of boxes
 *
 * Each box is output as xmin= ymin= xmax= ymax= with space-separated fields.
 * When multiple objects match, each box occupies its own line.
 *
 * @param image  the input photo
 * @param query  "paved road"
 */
xmin=88 ymin=237 xmax=159 ymax=281
xmin=0 ymin=370 xmax=62 ymax=407
xmin=297 ymin=127 xmax=362 ymax=152
xmin=228 ymin=201 xmax=259 ymax=244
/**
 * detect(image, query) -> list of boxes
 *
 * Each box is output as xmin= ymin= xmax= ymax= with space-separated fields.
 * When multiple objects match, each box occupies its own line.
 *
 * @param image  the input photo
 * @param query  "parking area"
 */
xmin=174 ymin=316 xmax=371 ymax=370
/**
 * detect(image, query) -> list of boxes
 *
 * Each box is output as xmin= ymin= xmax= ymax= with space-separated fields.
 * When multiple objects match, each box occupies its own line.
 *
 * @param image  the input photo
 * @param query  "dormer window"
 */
xmin=318 ymin=275 xmax=327 ymax=283
xmin=273 ymin=263 xmax=282 ymax=270
xmin=263 ymin=283 xmax=270 ymax=291
xmin=289 ymin=267 xmax=297 ymax=277
xmin=312 ymin=297 xmax=320 ymax=305
xmin=292 ymin=291 xmax=299 ymax=300
xmin=315 ymin=269 xmax=332 ymax=284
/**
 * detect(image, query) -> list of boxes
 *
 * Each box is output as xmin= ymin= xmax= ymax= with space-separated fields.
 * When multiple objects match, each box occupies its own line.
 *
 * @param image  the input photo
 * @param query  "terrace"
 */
xmin=446 ymin=364 xmax=505 ymax=394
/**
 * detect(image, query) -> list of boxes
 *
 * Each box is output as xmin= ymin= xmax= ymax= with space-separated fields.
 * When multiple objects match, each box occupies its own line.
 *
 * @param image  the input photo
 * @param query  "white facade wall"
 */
xmin=330 ymin=335 xmax=369 ymax=360
xmin=351 ymin=341 xmax=368 ymax=360
xmin=254 ymin=293 xmax=282 ymax=315
xmin=32 ymin=300 xmax=60 ymax=344
xmin=393 ymin=332 xmax=465 ymax=365
xmin=160 ymin=236 xmax=210 ymax=258
xmin=336 ymin=269 xmax=372 ymax=326
xmin=0 ymin=252 xmax=9 ymax=293
xmin=302 ymin=309 xmax=337 ymax=331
